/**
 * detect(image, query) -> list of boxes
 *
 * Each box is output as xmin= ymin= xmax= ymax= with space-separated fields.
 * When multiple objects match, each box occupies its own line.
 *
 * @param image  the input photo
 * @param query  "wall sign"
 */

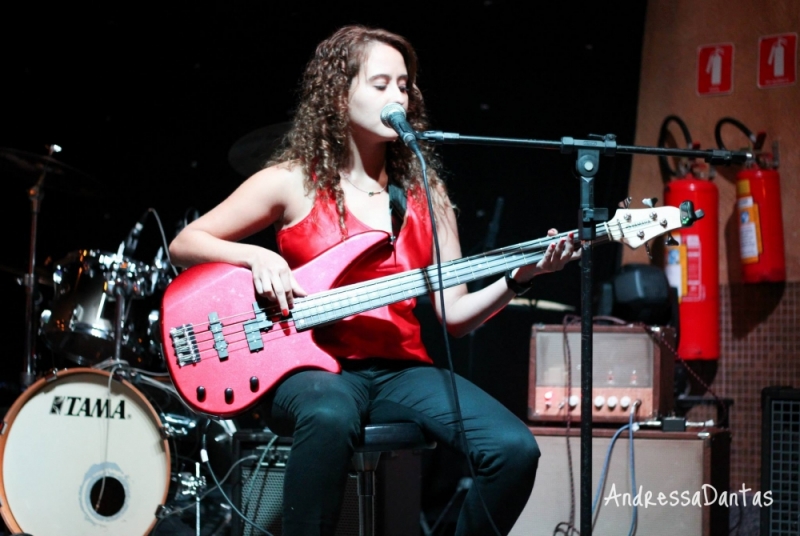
xmin=758 ymin=33 xmax=797 ymax=88
xmin=697 ymin=43 xmax=734 ymax=96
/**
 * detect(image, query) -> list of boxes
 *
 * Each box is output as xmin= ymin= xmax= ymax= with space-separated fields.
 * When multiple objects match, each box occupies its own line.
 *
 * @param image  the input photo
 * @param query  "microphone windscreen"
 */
xmin=380 ymin=103 xmax=406 ymax=127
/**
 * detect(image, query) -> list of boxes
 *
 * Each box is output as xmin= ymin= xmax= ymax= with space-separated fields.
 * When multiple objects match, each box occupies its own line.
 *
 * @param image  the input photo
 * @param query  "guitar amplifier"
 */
xmin=231 ymin=430 xmax=360 ymax=536
xmin=528 ymin=324 xmax=676 ymax=423
xmin=230 ymin=430 xmax=422 ymax=536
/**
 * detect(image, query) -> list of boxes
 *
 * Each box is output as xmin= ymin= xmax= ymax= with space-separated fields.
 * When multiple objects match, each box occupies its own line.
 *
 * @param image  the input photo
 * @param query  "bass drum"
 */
xmin=0 ymin=368 xmax=170 ymax=536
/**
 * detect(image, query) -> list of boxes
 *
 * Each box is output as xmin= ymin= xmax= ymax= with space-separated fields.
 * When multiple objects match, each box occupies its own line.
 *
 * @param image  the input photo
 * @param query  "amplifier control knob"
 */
xmin=594 ymin=395 xmax=606 ymax=409
xmin=620 ymin=396 xmax=631 ymax=409
xmin=568 ymin=395 xmax=580 ymax=409
xmin=607 ymin=396 xmax=618 ymax=409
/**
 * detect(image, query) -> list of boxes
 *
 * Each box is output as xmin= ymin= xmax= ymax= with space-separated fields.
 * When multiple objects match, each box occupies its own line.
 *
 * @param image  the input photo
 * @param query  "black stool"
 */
xmin=354 ymin=423 xmax=437 ymax=536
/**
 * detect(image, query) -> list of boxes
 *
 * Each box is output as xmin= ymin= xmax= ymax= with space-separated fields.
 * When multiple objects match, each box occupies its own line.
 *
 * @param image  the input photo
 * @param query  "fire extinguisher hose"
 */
xmin=658 ymin=115 xmax=693 ymax=178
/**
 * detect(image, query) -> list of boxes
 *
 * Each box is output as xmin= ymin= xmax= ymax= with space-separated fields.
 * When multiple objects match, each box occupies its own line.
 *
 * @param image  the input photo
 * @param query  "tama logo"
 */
xmin=50 ymin=396 xmax=127 ymax=419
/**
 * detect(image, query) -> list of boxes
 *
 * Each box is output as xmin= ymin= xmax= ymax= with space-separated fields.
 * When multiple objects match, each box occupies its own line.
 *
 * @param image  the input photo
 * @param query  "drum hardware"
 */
xmin=0 ymin=264 xmax=51 ymax=287
xmin=20 ymin=143 xmax=60 ymax=390
xmin=151 ymin=413 xmax=237 ymax=535
xmin=173 ymin=468 xmax=208 ymax=501
xmin=38 ymin=206 xmax=177 ymax=373
xmin=0 ymin=145 xmax=105 ymax=390
xmin=41 ymin=248 xmax=169 ymax=370
xmin=40 ymin=367 xmax=57 ymax=382
xmin=160 ymin=411 xmax=200 ymax=439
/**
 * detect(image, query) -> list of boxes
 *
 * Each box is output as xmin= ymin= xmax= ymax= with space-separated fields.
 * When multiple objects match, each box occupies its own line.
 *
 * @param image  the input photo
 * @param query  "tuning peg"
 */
xmin=665 ymin=233 xmax=679 ymax=246
xmin=642 ymin=197 xmax=658 ymax=208
xmin=618 ymin=197 xmax=632 ymax=209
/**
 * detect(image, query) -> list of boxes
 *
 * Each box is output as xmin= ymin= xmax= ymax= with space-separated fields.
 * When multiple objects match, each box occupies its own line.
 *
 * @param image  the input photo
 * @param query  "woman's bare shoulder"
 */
xmin=248 ymin=160 xmax=314 ymax=226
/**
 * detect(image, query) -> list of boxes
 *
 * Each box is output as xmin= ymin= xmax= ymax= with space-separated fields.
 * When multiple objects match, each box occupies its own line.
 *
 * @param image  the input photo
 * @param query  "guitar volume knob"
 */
xmin=196 ymin=386 xmax=206 ymax=402
xmin=250 ymin=376 xmax=259 ymax=392
xmin=225 ymin=388 xmax=234 ymax=404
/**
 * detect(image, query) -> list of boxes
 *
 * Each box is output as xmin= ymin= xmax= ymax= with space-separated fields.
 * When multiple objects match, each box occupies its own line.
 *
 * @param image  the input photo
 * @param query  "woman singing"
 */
xmin=169 ymin=24 xmax=578 ymax=536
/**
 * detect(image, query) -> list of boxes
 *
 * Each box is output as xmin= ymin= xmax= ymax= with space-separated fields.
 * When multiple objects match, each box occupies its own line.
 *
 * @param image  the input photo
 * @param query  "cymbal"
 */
xmin=508 ymin=297 xmax=576 ymax=312
xmin=0 ymin=264 xmax=51 ymax=286
xmin=227 ymin=122 xmax=292 ymax=177
xmin=0 ymin=147 xmax=105 ymax=197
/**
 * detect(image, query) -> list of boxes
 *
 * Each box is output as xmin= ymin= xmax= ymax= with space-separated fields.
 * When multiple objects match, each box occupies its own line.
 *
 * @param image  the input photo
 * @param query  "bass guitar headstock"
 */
xmin=606 ymin=199 xmax=704 ymax=251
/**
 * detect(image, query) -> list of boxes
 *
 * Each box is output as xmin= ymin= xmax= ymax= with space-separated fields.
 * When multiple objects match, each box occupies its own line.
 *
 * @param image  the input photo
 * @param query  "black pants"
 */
xmin=263 ymin=359 xmax=540 ymax=536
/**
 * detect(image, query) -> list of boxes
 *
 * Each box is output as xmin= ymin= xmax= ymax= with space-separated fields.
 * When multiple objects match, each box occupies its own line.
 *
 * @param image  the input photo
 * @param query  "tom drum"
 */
xmin=42 ymin=249 xmax=164 ymax=370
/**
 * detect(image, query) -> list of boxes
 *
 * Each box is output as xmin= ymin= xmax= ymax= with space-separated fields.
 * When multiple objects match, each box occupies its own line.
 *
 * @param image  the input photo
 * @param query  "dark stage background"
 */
xmin=0 ymin=0 xmax=647 ymax=392
xmin=0 ymin=2 xmax=648 ymax=532
xmin=0 ymin=1 xmax=646 ymax=417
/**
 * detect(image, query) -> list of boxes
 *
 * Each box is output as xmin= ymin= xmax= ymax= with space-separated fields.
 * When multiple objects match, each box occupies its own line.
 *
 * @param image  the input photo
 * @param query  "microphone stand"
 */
xmin=418 ymin=129 xmax=749 ymax=535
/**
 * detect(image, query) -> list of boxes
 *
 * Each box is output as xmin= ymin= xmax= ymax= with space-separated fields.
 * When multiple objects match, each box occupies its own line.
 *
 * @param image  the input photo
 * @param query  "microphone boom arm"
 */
xmin=417 ymin=130 xmax=751 ymax=165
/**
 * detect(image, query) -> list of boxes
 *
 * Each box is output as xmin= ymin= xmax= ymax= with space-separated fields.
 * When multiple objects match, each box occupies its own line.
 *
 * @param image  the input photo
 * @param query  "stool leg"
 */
xmin=352 ymin=452 xmax=382 ymax=536
xmin=357 ymin=468 xmax=376 ymax=536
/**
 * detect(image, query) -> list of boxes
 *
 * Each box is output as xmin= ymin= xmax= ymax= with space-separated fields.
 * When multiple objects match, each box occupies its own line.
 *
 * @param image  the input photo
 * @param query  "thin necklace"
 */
xmin=342 ymin=173 xmax=387 ymax=197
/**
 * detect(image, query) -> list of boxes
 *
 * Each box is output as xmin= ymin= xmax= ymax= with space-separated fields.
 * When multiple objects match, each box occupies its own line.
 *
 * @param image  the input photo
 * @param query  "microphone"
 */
xmin=122 ymin=210 xmax=149 ymax=258
xmin=380 ymin=103 xmax=420 ymax=151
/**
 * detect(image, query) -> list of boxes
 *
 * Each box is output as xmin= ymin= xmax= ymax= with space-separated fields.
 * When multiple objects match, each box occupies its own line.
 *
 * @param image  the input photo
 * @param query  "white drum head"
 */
xmin=0 ymin=369 xmax=170 ymax=536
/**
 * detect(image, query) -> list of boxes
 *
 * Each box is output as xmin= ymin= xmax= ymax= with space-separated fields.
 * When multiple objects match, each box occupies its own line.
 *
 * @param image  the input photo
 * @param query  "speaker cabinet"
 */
xmin=510 ymin=427 xmax=730 ymax=536
xmin=761 ymin=386 xmax=800 ymax=536
xmin=230 ymin=430 xmax=422 ymax=536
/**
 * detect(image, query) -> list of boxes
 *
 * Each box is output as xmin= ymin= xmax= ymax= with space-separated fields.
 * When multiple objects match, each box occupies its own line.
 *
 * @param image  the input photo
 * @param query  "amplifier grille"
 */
xmin=231 ymin=430 xmax=423 ymax=536
xmin=238 ymin=465 xmax=359 ymax=536
xmin=762 ymin=387 xmax=800 ymax=536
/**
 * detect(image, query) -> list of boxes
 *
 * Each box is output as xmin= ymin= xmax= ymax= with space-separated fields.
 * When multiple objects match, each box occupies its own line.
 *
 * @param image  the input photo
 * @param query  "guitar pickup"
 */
xmin=208 ymin=312 xmax=229 ymax=360
xmin=243 ymin=302 xmax=273 ymax=352
xmin=170 ymin=324 xmax=201 ymax=366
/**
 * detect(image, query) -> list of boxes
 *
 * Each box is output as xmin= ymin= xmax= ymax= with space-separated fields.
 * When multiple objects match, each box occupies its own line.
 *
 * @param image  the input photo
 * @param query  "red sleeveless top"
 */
xmin=276 ymin=191 xmax=434 ymax=363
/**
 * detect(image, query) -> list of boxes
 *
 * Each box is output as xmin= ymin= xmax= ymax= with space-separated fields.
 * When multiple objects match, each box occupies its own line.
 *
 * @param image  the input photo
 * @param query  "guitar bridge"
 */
xmin=170 ymin=324 xmax=201 ymax=366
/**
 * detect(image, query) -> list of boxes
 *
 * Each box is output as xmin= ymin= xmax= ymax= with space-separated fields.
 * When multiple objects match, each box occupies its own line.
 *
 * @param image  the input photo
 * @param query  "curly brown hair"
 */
xmin=268 ymin=24 xmax=447 ymax=234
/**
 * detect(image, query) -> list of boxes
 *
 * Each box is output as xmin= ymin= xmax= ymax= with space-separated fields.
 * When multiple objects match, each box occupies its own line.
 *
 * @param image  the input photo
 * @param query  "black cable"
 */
xmin=161 ymin=453 xmax=261 ymax=518
xmin=200 ymin=424 xmax=275 ymax=536
xmin=640 ymin=323 xmax=729 ymax=426
xmin=240 ymin=437 xmax=277 ymax=518
xmin=657 ymin=115 xmax=693 ymax=179
xmin=558 ymin=315 xmax=579 ymax=535
xmin=713 ymin=117 xmax=756 ymax=151
xmin=148 ymin=207 xmax=180 ymax=277
xmin=411 ymin=144 xmax=502 ymax=536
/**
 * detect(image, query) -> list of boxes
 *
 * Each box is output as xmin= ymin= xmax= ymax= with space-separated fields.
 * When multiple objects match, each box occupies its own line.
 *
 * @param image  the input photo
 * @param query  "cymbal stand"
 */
xmin=113 ymin=284 xmax=126 ymax=366
xmin=109 ymin=248 xmax=136 ymax=367
xmin=21 ymin=144 xmax=60 ymax=389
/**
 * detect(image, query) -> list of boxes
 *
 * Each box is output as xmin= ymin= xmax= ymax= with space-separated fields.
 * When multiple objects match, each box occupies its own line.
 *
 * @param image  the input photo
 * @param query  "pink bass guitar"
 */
xmin=160 ymin=202 xmax=700 ymax=418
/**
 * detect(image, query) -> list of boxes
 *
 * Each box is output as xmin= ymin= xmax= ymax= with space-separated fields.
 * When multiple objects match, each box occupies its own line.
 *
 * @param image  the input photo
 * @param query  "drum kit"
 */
xmin=0 ymin=145 xmax=248 ymax=536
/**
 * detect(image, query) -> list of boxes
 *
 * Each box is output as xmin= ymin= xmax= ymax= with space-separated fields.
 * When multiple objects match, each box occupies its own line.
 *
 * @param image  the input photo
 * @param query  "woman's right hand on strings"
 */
xmin=249 ymin=248 xmax=307 ymax=316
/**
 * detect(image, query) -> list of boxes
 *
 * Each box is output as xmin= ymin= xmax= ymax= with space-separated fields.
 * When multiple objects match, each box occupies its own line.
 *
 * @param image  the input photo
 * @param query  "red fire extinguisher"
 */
xmin=659 ymin=115 xmax=719 ymax=360
xmin=715 ymin=117 xmax=786 ymax=283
